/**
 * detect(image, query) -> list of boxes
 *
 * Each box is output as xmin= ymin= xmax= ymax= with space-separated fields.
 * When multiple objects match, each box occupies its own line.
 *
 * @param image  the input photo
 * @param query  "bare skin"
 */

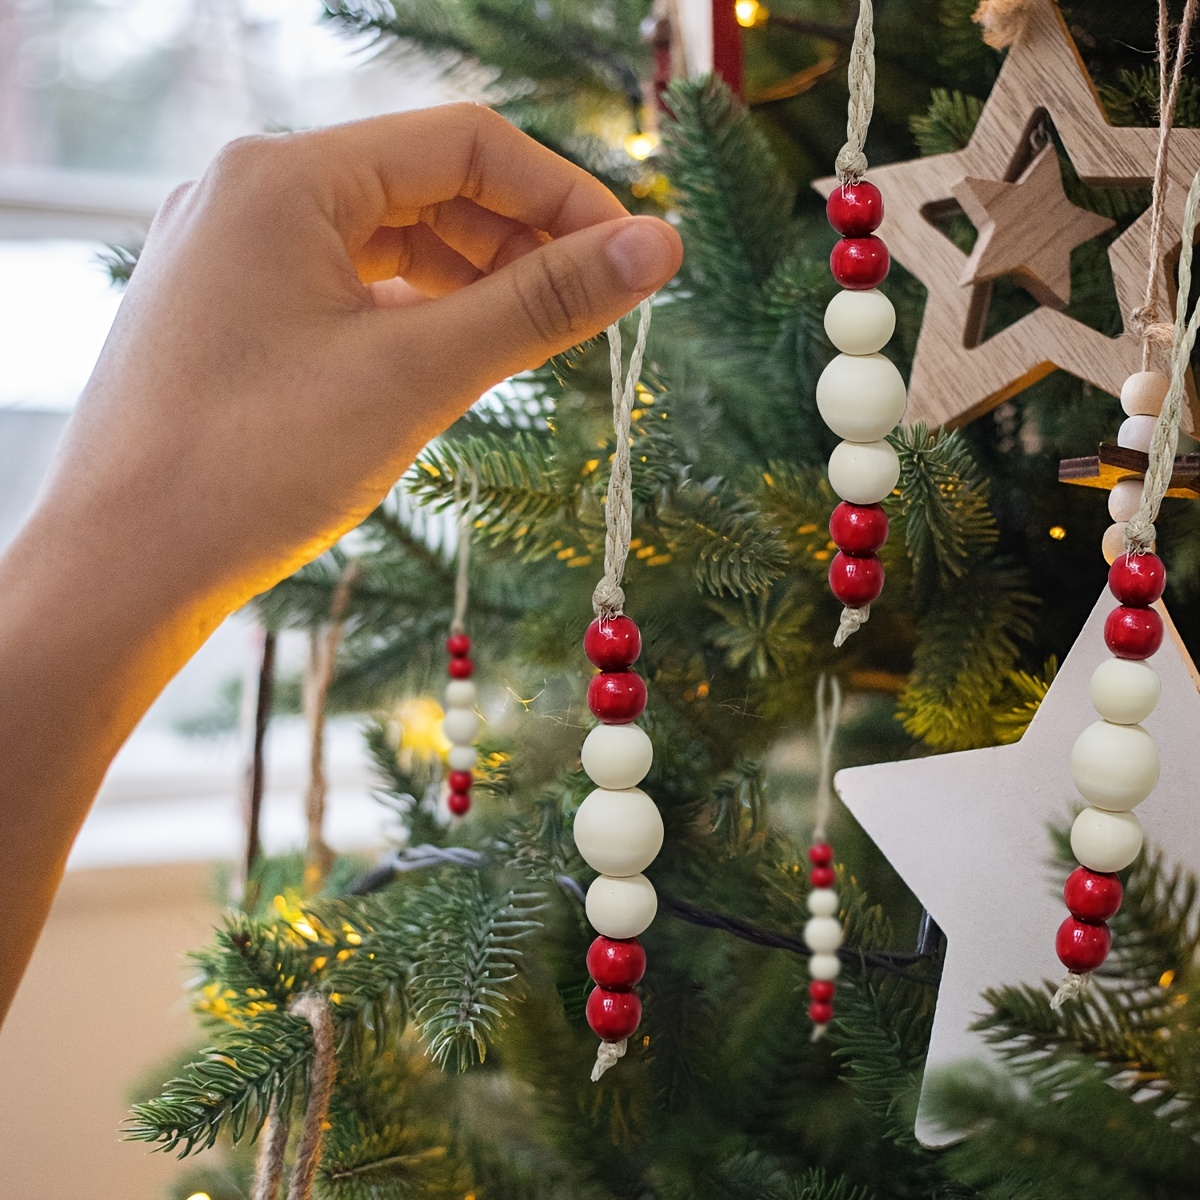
xmin=0 ymin=104 xmax=682 ymax=1024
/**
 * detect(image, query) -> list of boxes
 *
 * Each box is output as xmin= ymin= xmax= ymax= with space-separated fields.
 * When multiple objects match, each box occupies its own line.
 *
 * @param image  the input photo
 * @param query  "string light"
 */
xmin=1048 ymin=525 xmax=1067 ymax=540
xmin=185 ymin=1193 xmax=212 ymax=1200
xmin=735 ymin=0 xmax=767 ymax=27
xmin=623 ymin=131 xmax=658 ymax=161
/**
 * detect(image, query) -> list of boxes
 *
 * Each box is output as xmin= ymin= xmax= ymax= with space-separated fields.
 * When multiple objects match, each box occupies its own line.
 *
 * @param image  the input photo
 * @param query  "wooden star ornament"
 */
xmin=815 ymin=0 xmax=1200 ymax=433
xmin=835 ymin=592 xmax=1200 ymax=1147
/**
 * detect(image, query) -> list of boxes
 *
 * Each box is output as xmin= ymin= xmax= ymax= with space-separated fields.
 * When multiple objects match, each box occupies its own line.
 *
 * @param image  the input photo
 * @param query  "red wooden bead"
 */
xmin=810 ymin=866 xmax=836 ymax=888
xmin=808 ymin=842 xmax=834 ymax=866
xmin=448 ymin=770 xmax=473 ymax=793
xmin=586 ymin=936 xmax=647 ymax=990
xmin=808 ymin=1000 xmax=835 ymax=1025
xmin=587 ymin=670 xmax=647 ymax=723
xmin=1063 ymin=867 xmax=1123 ymax=923
xmin=829 ymin=552 xmax=885 ymax=607
xmin=448 ymin=656 xmax=474 ymax=679
xmin=1055 ymin=916 xmax=1111 ymax=974
xmin=829 ymin=502 xmax=889 ymax=554
xmin=586 ymin=986 xmax=642 ymax=1042
xmin=584 ymin=616 xmax=642 ymax=670
xmin=826 ymin=180 xmax=884 ymax=236
xmin=1104 ymin=605 xmax=1164 ymax=660
xmin=1109 ymin=552 xmax=1166 ymax=607
xmin=446 ymin=633 xmax=471 ymax=657
xmin=830 ymin=235 xmax=890 ymax=290
xmin=809 ymin=980 xmax=836 ymax=1002
xmin=448 ymin=791 xmax=472 ymax=816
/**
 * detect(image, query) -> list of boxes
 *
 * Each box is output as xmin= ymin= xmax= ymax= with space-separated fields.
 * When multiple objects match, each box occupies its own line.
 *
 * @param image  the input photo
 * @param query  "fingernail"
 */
xmin=605 ymin=219 xmax=679 ymax=292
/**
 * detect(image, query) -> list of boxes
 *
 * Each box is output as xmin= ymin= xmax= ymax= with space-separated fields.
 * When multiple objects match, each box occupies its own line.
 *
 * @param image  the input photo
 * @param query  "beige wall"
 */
xmin=0 ymin=863 xmax=221 ymax=1199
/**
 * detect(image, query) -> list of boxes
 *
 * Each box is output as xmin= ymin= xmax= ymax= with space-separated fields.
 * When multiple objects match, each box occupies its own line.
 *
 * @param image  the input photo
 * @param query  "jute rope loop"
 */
xmin=450 ymin=469 xmax=479 ymax=636
xmin=811 ymin=674 xmax=843 ymax=844
xmin=834 ymin=0 xmax=876 ymax=185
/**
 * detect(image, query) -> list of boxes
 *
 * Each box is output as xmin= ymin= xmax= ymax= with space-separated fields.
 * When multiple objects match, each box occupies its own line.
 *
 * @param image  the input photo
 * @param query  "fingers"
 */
xmin=357 ymin=223 xmax=481 ymax=296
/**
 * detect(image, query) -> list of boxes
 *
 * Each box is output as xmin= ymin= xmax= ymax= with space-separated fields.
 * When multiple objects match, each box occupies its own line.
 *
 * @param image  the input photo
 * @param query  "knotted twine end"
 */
xmin=1051 ymin=971 xmax=1090 ymax=1010
xmin=972 ymin=0 xmax=1033 ymax=48
xmin=833 ymin=604 xmax=870 ymax=648
xmin=834 ymin=1 xmax=876 ymax=186
xmin=810 ymin=1022 xmax=830 ymax=1044
xmin=591 ymin=1038 xmax=627 ymax=1081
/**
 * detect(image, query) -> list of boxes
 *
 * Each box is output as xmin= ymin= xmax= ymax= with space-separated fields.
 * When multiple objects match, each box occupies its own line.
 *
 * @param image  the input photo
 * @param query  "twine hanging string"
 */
xmin=251 ymin=1099 xmax=290 ymax=1200
xmin=450 ymin=469 xmax=479 ymax=636
xmin=971 ymin=0 xmax=1032 ymax=49
xmin=811 ymin=674 xmax=843 ymax=844
xmin=834 ymin=0 xmax=875 ymax=184
xmin=592 ymin=297 xmax=653 ymax=620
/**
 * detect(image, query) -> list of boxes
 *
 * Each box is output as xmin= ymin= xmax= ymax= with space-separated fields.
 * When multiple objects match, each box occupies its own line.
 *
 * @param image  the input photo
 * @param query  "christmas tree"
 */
xmin=127 ymin=2 xmax=1200 ymax=1198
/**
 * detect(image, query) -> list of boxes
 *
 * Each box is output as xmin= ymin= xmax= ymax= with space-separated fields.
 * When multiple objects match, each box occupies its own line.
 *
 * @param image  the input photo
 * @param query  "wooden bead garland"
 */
xmin=444 ymin=474 xmax=481 ymax=818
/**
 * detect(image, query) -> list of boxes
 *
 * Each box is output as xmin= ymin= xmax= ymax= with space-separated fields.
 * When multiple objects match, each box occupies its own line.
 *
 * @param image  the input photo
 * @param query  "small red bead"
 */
xmin=584 ymin=616 xmax=642 ymax=670
xmin=829 ymin=552 xmax=885 ymax=607
xmin=586 ymin=986 xmax=642 ymax=1042
xmin=829 ymin=502 xmax=889 ymax=554
xmin=830 ymin=235 xmax=890 ymax=290
xmin=809 ymin=980 xmax=836 ymax=1002
xmin=1109 ymin=553 xmax=1166 ymax=607
xmin=809 ymin=1001 xmax=835 ymax=1025
xmin=810 ymin=866 xmax=836 ymax=888
xmin=446 ymin=633 xmax=471 ymax=657
xmin=448 ymin=791 xmax=472 ymax=816
xmin=1104 ymin=605 xmax=1164 ymax=660
xmin=808 ymin=842 xmax=834 ymax=866
xmin=826 ymin=180 xmax=884 ymax=236
xmin=1063 ymin=867 xmax=1123 ymax=922
xmin=448 ymin=770 xmax=473 ymax=793
xmin=587 ymin=670 xmax=647 ymax=723
xmin=1055 ymin=916 xmax=1111 ymax=974
xmin=448 ymin=656 xmax=474 ymax=679
xmin=586 ymin=936 xmax=647 ymax=990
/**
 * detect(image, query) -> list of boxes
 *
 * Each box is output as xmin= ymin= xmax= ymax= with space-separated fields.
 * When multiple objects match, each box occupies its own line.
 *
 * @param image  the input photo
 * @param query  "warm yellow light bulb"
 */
xmin=1048 ymin=525 xmax=1067 ymax=541
xmin=735 ymin=0 xmax=766 ymax=27
xmin=623 ymin=131 xmax=658 ymax=161
xmin=185 ymin=1193 xmax=212 ymax=1200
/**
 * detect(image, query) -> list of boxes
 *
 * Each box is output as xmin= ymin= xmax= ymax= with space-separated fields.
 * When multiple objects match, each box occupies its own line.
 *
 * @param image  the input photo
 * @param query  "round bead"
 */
xmin=442 ymin=707 xmax=480 ymax=744
xmin=808 ymin=842 xmax=834 ymax=866
xmin=1055 ymin=916 xmax=1111 ymax=974
xmin=586 ymin=936 xmax=647 ymax=989
xmin=586 ymin=986 xmax=642 ymax=1042
xmin=829 ymin=502 xmax=888 ymax=554
xmin=809 ymin=952 xmax=842 ymax=981
xmin=806 ymin=888 xmax=839 ymax=917
xmin=574 ymin=787 xmax=664 ymax=877
xmin=446 ymin=633 xmax=471 ymax=657
xmin=1104 ymin=605 xmax=1164 ymax=660
xmin=827 ymin=439 xmax=900 ymax=505
xmin=587 ymin=671 xmax=648 ymax=724
xmin=809 ymin=1000 xmax=835 ymax=1025
xmin=447 ymin=744 xmax=477 ymax=772
xmin=829 ymin=552 xmax=885 ymax=607
xmin=584 ymin=616 xmax=642 ymax=670
xmin=1070 ymin=806 xmax=1143 ymax=873
xmin=448 ymin=791 xmax=471 ymax=816
xmin=815 ymin=353 xmax=907 ymax=442
xmin=1069 ymin=720 xmax=1159 ymax=811
xmin=581 ymin=723 xmax=653 ymax=790
xmin=831 ymin=235 xmax=890 ymax=290
xmin=809 ymin=980 xmax=836 ymax=1002
xmin=1107 ymin=479 xmax=1143 ymax=523
xmin=586 ymin=873 xmax=658 ymax=939
xmin=444 ymin=679 xmax=477 ymax=709
xmin=1109 ymin=552 xmax=1165 ymax=606
xmin=1089 ymin=657 xmax=1160 ymax=725
xmin=1102 ymin=523 xmax=1128 ymax=565
xmin=804 ymin=916 xmax=844 ymax=954
xmin=448 ymin=770 xmax=473 ymax=792
xmin=826 ymin=180 xmax=884 ymax=236
xmin=810 ymin=866 xmax=836 ymax=888
xmin=1117 ymin=415 xmax=1156 ymax=452
xmin=1063 ymin=867 xmax=1123 ymax=922
xmin=1120 ymin=370 xmax=1169 ymax=417
xmin=447 ymin=656 xmax=474 ymax=680
xmin=823 ymin=288 xmax=896 ymax=355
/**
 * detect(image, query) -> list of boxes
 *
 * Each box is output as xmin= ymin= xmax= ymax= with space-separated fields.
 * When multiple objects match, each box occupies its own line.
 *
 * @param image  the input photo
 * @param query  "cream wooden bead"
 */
xmin=828 ymin=439 xmax=900 ymax=505
xmin=1069 ymin=720 xmax=1159 ymax=811
xmin=1107 ymin=479 xmax=1143 ymax=523
xmin=1120 ymin=370 xmax=1169 ymax=417
xmin=816 ymin=353 xmax=907 ymax=442
xmin=804 ymin=916 xmax=844 ymax=953
xmin=1070 ymin=806 xmax=1143 ymax=873
xmin=1118 ymin=415 xmax=1155 ymax=451
xmin=823 ymin=288 xmax=896 ymax=355
xmin=585 ymin=873 xmax=657 ymax=939
xmin=809 ymin=952 xmax=842 ymax=981
xmin=581 ymin=723 xmax=653 ymax=790
xmin=1089 ymin=658 xmax=1161 ymax=725
xmin=806 ymin=888 xmax=839 ymax=917
xmin=448 ymin=745 xmax=477 ymax=771
xmin=1102 ymin=522 xmax=1127 ymax=565
xmin=444 ymin=679 xmax=477 ymax=708
xmin=442 ymin=707 xmax=480 ymax=745
xmin=574 ymin=787 xmax=663 ymax=876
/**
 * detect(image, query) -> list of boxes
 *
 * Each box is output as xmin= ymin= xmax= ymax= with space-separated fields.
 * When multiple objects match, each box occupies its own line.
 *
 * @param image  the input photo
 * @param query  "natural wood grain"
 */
xmin=1059 ymin=444 xmax=1200 ymax=497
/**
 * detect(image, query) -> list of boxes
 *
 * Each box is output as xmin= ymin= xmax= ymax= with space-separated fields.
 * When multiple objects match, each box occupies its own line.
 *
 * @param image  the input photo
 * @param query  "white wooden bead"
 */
xmin=1107 ymin=479 xmax=1143 ymax=523
xmin=823 ymin=288 xmax=896 ymax=355
xmin=1117 ymin=415 xmax=1155 ymax=452
xmin=447 ymin=745 xmax=477 ymax=771
xmin=444 ymin=680 xmax=477 ymax=708
xmin=581 ymin=723 xmax=653 ymax=790
xmin=1120 ymin=370 xmax=1169 ymax=417
xmin=585 ymin=873 xmax=657 ymax=939
xmin=442 ymin=707 xmax=480 ymax=745
xmin=1102 ymin=522 xmax=1127 ymax=565
xmin=1069 ymin=719 xmax=1159 ymax=811
xmin=828 ymin=439 xmax=900 ymax=505
xmin=573 ymin=787 xmax=663 ymax=876
xmin=1089 ymin=658 xmax=1161 ymax=725
xmin=804 ymin=916 xmax=844 ymax=953
xmin=1070 ymin=806 xmax=1143 ymax=873
xmin=816 ymin=353 xmax=907 ymax=442
xmin=806 ymin=888 xmax=839 ymax=917
xmin=809 ymin=952 xmax=842 ymax=981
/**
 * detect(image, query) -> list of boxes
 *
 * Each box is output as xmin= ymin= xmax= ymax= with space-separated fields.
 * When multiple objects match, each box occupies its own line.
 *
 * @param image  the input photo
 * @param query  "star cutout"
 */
xmin=954 ymin=143 xmax=1114 ymax=308
xmin=834 ymin=592 xmax=1200 ymax=1147
xmin=814 ymin=0 xmax=1200 ymax=432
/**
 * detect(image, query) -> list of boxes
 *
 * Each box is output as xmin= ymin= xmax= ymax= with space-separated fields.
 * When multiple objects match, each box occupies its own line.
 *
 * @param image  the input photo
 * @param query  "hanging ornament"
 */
xmin=656 ymin=0 xmax=744 ymax=97
xmin=577 ymin=299 xmax=661 ymax=1082
xmin=443 ymin=473 xmax=481 ymax=818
